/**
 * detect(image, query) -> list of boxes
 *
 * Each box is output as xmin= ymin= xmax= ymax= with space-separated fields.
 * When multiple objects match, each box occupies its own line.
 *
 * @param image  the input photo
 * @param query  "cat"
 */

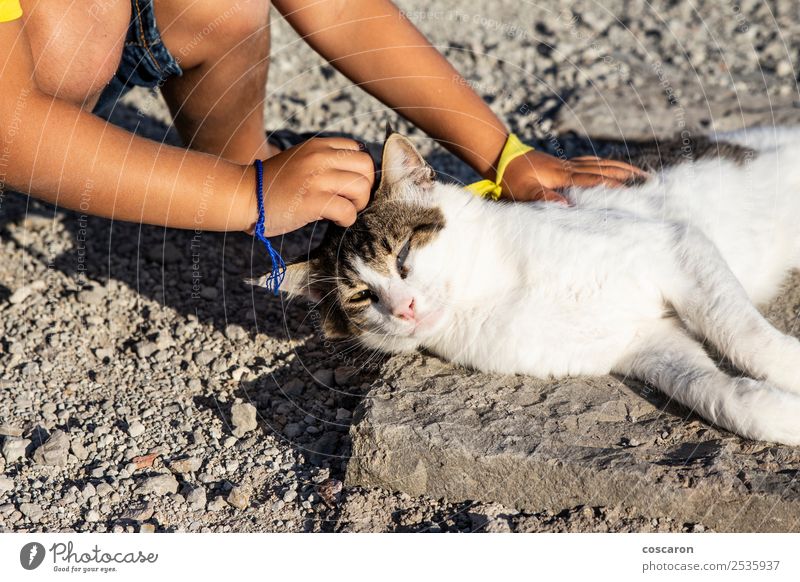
xmin=254 ymin=127 xmax=800 ymax=446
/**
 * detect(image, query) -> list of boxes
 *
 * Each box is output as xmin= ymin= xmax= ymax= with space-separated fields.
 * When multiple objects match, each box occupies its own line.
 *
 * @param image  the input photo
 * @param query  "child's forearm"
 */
xmin=12 ymin=95 xmax=257 ymax=232
xmin=274 ymin=0 xmax=509 ymax=179
xmin=0 ymin=20 xmax=256 ymax=232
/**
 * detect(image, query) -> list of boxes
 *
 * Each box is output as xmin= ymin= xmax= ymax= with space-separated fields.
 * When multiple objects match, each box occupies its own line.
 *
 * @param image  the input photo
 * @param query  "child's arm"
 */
xmin=274 ymin=0 xmax=646 ymax=202
xmin=0 ymin=21 xmax=371 ymax=236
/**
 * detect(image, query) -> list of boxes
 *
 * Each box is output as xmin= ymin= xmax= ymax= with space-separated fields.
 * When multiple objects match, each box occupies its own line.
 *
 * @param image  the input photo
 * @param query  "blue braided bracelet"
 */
xmin=253 ymin=159 xmax=286 ymax=295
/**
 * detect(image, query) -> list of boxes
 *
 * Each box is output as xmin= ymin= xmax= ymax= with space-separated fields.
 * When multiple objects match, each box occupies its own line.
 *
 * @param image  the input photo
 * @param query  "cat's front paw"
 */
xmin=762 ymin=337 xmax=800 ymax=394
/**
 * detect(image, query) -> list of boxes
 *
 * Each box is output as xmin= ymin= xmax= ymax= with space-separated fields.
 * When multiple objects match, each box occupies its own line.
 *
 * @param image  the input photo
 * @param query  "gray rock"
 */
xmin=194 ymin=350 xmax=216 ymax=366
xmin=77 ymin=285 xmax=105 ymax=305
xmin=135 ymin=474 xmax=179 ymax=496
xmin=284 ymin=423 xmax=302 ymax=439
xmin=9 ymin=282 xmax=43 ymax=304
xmin=207 ymin=496 xmax=228 ymax=512
xmin=127 ymin=422 xmax=145 ymax=438
xmin=0 ymin=425 xmax=23 ymax=438
xmin=224 ymin=324 xmax=247 ymax=341
xmin=231 ymin=367 xmax=249 ymax=382
xmin=2 ymin=438 xmax=31 ymax=463
xmin=347 ymin=354 xmax=800 ymax=533
xmin=227 ymin=486 xmax=250 ymax=510
xmin=200 ymin=287 xmax=218 ymax=300
xmin=85 ymin=509 xmax=101 ymax=522
xmin=308 ymin=432 xmax=341 ymax=465
xmin=185 ymin=486 xmax=207 ymax=510
xmin=19 ymin=503 xmax=43 ymax=520
xmin=134 ymin=341 xmax=158 ymax=359
xmin=282 ymin=379 xmax=305 ymax=397
xmin=32 ymin=430 xmax=70 ymax=466
xmin=777 ymin=60 xmax=793 ymax=77
xmin=312 ymin=369 xmax=334 ymax=386
xmin=121 ymin=501 xmax=154 ymax=521
xmin=82 ymin=483 xmax=96 ymax=500
xmin=334 ymin=367 xmax=356 ymax=385
xmin=230 ymin=403 xmax=258 ymax=437
xmin=96 ymin=483 xmax=113 ymax=497
xmin=168 ymin=456 xmax=202 ymax=474
xmin=0 ymin=476 xmax=14 ymax=494
xmin=71 ymin=439 xmax=89 ymax=461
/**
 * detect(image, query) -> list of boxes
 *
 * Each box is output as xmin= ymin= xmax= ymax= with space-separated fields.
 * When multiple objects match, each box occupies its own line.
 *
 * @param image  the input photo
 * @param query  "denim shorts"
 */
xmin=93 ymin=0 xmax=182 ymax=116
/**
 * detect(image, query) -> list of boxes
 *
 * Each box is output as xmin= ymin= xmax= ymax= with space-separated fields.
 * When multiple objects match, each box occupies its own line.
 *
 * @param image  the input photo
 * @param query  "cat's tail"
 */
xmin=614 ymin=320 xmax=800 ymax=445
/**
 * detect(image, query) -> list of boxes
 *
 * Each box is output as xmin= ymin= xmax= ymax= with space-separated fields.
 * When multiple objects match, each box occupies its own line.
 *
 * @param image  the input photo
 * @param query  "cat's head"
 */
xmin=261 ymin=131 xmax=452 ymax=351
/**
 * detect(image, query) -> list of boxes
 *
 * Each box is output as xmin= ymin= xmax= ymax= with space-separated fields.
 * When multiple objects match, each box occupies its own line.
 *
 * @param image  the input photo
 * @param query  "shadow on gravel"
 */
xmin=0 ymin=105 xmax=327 ymax=345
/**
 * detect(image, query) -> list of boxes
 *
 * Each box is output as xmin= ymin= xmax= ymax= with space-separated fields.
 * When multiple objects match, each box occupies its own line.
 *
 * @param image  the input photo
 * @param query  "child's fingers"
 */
xmin=568 ymin=162 xmax=643 ymax=183
xmin=570 ymin=156 xmax=650 ymax=178
xmin=325 ymin=170 xmax=372 ymax=211
xmin=569 ymin=172 xmax=626 ymax=189
xmin=507 ymin=185 xmax=567 ymax=204
xmin=319 ymin=194 xmax=359 ymax=227
xmin=310 ymin=137 xmax=363 ymax=151
xmin=332 ymin=151 xmax=375 ymax=183
xmin=537 ymin=189 xmax=569 ymax=204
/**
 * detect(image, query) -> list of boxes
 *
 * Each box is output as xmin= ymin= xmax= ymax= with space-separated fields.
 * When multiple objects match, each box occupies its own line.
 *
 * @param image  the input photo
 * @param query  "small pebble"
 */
xmin=0 ymin=477 xmax=14 ymax=494
xmin=207 ymin=496 xmax=228 ymax=512
xmin=135 ymin=474 xmax=179 ymax=495
xmin=185 ymin=486 xmax=207 ymax=510
xmin=127 ymin=422 xmax=146 ymax=438
xmin=169 ymin=456 xmax=202 ymax=474
xmin=19 ymin=503 xmax=43 ymax=520
xmin=230 ymin=403 xmax=258 ymax=437
xmin=227 ymin=486 xmax=250 ymax=510
xmin=1 ymin=438 xmax=30 ymax=463
xmin=121 ymin=501 xmax=154 ymax=521
xmin=194 ymin=350 xmax=216 ymax=366
xmin=32 ymin=430 xmax=70 ymax=466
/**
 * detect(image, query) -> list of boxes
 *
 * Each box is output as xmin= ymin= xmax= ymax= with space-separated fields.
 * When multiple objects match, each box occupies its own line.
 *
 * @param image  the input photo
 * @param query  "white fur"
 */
xmin=354 ymin=126 xmax=800 ymax=445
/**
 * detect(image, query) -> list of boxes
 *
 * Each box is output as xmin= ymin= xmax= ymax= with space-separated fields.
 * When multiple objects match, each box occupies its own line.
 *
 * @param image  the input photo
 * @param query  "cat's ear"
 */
xmin=376 ymin=132 xmax=435 ymax=199
xmin=247 ymin=261 xmax=321 ymax=301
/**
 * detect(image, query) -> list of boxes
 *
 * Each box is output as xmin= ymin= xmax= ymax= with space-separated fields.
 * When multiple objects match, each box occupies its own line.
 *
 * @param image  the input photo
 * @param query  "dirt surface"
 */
xmin=1 ymin=0 xmax=799 ymax=532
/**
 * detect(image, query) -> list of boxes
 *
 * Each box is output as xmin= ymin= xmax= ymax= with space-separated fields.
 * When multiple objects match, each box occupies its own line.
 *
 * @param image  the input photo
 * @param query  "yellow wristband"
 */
xmin=0 ymin=0 xmax=22 ymax=22
xmin=465 ymin=133 xmax=534 ymax=200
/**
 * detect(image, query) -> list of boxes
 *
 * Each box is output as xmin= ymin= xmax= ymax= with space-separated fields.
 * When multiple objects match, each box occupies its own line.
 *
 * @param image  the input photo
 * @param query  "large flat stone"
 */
xmin=347 ymin=354 xmax=800 ymax=532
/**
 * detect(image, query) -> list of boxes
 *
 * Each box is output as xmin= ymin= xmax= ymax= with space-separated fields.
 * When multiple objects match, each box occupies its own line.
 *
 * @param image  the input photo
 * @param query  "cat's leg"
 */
xmin=718 ymin=125 xmax=800 ymax=151
xmin=614 ymin=320 xmax=800 ymax=445
xmin=665 ymin=225 xmax=800 ymax=394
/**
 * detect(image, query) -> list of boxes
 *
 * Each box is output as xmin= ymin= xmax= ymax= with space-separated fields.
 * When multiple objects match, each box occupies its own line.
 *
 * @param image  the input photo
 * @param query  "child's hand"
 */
xmin=500 ymin=150 xmax=649 ymax=204
xmin=255 ymin=137 xmax=374 ymax=236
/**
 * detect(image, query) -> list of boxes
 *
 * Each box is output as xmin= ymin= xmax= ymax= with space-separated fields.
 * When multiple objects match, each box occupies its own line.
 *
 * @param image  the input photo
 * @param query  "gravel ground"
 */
xmin=1 ymin=0 xmax=799 ymax=533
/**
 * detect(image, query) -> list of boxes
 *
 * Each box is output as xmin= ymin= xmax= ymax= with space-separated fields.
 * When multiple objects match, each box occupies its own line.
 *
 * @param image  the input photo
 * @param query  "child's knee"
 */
xmin=158 ymin=0 xmax=270 ymax=69
xmin=219 ymin=1 xmax=271 ymax=43
xmin=24 ymin=0 xmax=131 ymax=104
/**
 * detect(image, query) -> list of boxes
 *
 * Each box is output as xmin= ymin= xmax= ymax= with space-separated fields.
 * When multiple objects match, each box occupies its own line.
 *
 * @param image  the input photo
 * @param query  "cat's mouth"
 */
xmin=408 ymin=308 xmax=445 ymax=337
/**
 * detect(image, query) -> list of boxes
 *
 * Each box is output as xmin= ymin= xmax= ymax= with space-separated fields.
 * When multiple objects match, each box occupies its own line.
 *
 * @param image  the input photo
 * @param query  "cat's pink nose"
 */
xmin=394 ymin=298 xmax=416 ymax=320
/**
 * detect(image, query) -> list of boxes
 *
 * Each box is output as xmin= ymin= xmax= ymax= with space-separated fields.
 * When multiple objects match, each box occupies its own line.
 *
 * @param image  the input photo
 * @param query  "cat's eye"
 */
xmin=349 ymin=289 xmax=377 ymax=304
xmin=396 ymin=239 xmax=411 ymax=278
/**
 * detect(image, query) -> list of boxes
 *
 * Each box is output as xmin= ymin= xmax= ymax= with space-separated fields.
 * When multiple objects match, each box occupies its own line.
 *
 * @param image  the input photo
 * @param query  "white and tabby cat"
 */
xmin=257 ymin=127 xmax=800 ymax=445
